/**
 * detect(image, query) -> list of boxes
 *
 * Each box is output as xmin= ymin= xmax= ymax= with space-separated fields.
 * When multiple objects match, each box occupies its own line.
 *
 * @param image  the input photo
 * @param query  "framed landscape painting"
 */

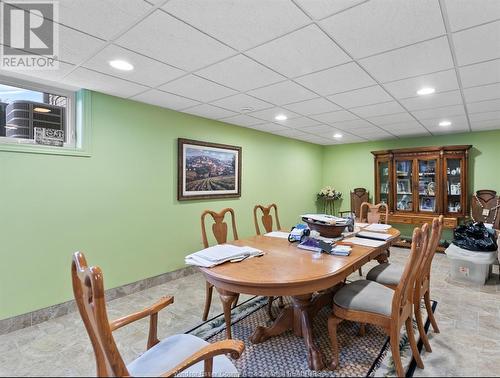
xmin=178 ymin=138 xmax=242 ymax=200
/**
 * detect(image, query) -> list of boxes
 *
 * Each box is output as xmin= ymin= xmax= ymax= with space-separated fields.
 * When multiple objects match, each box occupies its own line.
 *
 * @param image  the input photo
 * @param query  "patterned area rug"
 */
xmin=186 ymin=296 xmax=437 ymax=377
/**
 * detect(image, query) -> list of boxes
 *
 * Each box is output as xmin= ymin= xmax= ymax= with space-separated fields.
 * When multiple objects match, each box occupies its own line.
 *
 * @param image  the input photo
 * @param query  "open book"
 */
xmin=185 ymin=244 xmax=264 ymax=268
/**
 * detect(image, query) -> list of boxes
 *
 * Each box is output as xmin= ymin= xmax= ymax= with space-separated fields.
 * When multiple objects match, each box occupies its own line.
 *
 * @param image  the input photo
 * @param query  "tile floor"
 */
xmin=0 ymin=248 xmax=498 ymax=377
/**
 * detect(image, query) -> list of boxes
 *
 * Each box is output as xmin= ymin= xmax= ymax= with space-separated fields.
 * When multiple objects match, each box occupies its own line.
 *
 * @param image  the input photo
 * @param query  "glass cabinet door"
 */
xmin=446 ymin=158 xmax=463 ymax=214
xmin=417 ymin=159 xmax=438 ymax=213
xmin=378 ymin=160 xmax=390 ymax=205
xmin=395 ymin=159 xmax=413 ymax=211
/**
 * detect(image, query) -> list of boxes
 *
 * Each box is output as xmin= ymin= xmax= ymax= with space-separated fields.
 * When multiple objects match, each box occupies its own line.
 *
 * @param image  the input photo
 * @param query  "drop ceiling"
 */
xmin=2 ymin=0 xmax=500 ymax=145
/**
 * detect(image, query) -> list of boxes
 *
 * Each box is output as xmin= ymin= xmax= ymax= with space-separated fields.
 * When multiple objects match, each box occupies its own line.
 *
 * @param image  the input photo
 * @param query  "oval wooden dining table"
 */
xmin=200 ymin=228 xmax=400 ymax=371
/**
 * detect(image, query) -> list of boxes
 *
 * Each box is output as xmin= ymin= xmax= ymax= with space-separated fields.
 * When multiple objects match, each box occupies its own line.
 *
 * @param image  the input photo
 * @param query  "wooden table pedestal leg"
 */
xmin=216 ymin=288 xmax=239 ymax=340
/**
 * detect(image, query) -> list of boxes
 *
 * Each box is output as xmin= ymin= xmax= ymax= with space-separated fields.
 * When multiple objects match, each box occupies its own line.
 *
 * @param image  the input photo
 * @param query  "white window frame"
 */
xmin=0 ymin=74 xmax=88 ymax=156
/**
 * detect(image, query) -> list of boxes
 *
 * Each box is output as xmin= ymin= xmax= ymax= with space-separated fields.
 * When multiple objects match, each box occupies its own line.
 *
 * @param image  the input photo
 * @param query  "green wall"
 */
xmin=322 ymin=130 xmax=500 ymax=238
xmin=0 ymin=91 xmax=323 ymax=320
xmin=1 ymin=89 xmax=499 ymax=321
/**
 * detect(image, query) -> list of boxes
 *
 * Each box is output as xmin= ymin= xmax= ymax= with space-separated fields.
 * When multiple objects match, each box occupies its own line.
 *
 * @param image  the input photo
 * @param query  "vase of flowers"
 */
xmin=317 ymin=186 xmax=342 ymax=215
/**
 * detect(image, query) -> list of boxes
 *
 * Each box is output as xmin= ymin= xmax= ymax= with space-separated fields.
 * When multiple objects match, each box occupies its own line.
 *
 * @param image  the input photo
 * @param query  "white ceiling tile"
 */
xmin=249 ymin=123 xmax=291 ymax=133
xmin=247 ymin=107 xmax=300 ymax=122
xmin=0 ymin=61 xmax=75 ymax=83
xmin=131 ymin=89 xmax=200 ymax=110
xmin=331 ymin=119 xmax=377 ymax=132
xmin=277 ymin=117 xmax=321 ymax=129
xmin=58 ymin=0 xmax=151 ymax=40
xmin=57 ymin=25 xmax=106 ymax=65
xmin=419 ymin=114 xmax=469 ymax=129
xmin=306 ymin=124 xmax=337 ymax=135
xmin=63 ymin=68 xmax=148 ymax=98
xmin=159 ymin=75 xmax=236 ymax=102
xmin=271 ymin=129 xmax=311 ymax=138
xmin=328 ymin=85 xmax=393 ymax=108
xmin=350 ymin=101 xmax=406 ymax=118
xmin=470 ymin=119 xmax=500 ymax=132
xmin=453 ymin=21 xmax=500 ymax=66
xmin=310 ymin=110 xmax=359 ymax=124
xmin=283 ymin=97 xmax=341 ymax=116
xmin=182 ymin=104 xmax=237 ymax=119
xmin=359 ymin=37 xmax=454 ymax=82
xmin=463 ymin=83 xmax=500 ymax=103
xmin=430 ymin=124 xmax=470 ymax=134
xmin=163 ymin=0 xmax=310 ymax=50
xmin=467 ymin=98 xmax=500 ymax=114
xmin=247 ymin=81 xmax=317 ymax=105
xmin=381 ymin=121 xmax=429 ymax=134
xmin=411 ymin=104 xmax=466 ymax=120
xmin=383 ymin=69 xmax=459 ymax=99
xmin=220 ymin=114 xmax=265 ymax=127
xmin=366 ymin=112 xmax=416 ymax=126
xmin=444 ymin=0 xmax=500 ymax=32
xmin=400 ymin=90 xmax=463 ymax=111
xmin=364 ymin=129 xmax=394 ymax=140
xmin=83 ymin=44 xmax=185 ymax=87
xmin=320 ymin=0 xmax=445 ymax=58
xmin=469 ymin=111 xmax=500 ymax=123
xmin=294 ymin=0 xmax=367 ymax=20
xmin=296 ymin=62 xmax=376 ymax=95
xmin=196 ymin=55 xmax=284 ymax=91
xmin=210 ymin=94 xmax=273 ymax=112
xmin=115 ymin=11 xmax=235 ymax=71
xmin=246 ymin=25 xmax=351 ymax=78
xmin=459 ymin=59 xmax=500 ymax=88
xmin=332 ymin=134 xmax=366 ymax=143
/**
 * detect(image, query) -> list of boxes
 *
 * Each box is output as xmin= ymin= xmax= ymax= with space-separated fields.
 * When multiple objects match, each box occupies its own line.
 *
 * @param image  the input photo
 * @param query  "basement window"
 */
xmin=0 ymin=77 xmax=76 ymax=149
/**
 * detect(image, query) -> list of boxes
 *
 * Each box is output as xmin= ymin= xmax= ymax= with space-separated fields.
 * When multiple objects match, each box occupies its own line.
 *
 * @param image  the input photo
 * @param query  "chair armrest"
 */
xmin=110 ymin=296 xmax=174 ymax=331
xmin=160 ymin=339 xmax=245 ymax=377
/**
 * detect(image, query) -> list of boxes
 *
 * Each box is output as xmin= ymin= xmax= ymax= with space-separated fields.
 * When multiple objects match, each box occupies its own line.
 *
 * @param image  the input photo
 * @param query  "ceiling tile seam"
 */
xmin=314 ymin=0 xmax=372 ymax=22
xmin=60 ymin=1 xmax=174 ymax=81
xmin=398 ymin=87 xmax=463 ymax=101
xmin=438 ymin=0 xmax=473 ymax=132
xmin=450 ymin=17 xmax=500 ymax=35
xmin=293 ymin=4 xmax=433 ymax=137
xmin=289 ymin=0 xmax=422 ymax=139
xmin=272 ymin=121 xmax=364 ymax=140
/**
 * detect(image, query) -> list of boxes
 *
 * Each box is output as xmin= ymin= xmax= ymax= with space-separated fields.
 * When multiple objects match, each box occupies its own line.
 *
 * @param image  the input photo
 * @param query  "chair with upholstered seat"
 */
xmin=72 ymin=251 xmax=244 ymax=377
xmin=201 ymin=208 xmax=240 ymax=321
xmin=328 ymin=224 xmax=429 ymax=377
xmin=366 ymin=215 xmax=443 ymax=353
xmin=357 ymin=202 xmax=390 ymax=276
xmin=254 ymin=203 xmax=284 ymax=320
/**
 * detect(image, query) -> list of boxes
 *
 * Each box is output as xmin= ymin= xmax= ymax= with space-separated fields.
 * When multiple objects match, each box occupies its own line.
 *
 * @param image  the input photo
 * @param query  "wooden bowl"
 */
xmin=303 ymin=219 xmax=345 ymax=238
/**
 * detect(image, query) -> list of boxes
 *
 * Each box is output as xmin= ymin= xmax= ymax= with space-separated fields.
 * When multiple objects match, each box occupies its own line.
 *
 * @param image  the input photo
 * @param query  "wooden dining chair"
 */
xmin=366 ymin=215 xmax=443 ymax=353
xmin=253 ymin=203 xmax=284 ymax=320
xmin=328 ymin=224 xmax=429 ymax=377
xmin=72 ymin=251 xmax=244 ymax=377
xmin=201 ymin=208 xmax=240 ymax=321
xmin=357 ymin=202 xmax=390 ymax=276
xmin=339 ymin=188 xmax=369 ymax=220
xmin=253 ymin=204 xmax=281 ymax=235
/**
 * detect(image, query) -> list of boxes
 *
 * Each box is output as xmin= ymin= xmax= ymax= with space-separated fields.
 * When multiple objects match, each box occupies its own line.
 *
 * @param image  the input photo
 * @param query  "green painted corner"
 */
xmin=0 ymin=89 xmax=499 ymax=320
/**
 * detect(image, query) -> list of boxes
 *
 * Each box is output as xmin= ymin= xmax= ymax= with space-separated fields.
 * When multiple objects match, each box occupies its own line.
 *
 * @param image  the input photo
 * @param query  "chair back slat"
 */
xmin=254 ymin=204 xmax=281 ymax=235
xmin=201 ymin=208 xmax=239 ymax=248
xmin=360 ymin=202 xmax=389 ymax=224
xmin=392 ymin=223 xmax=429 ymax=318
xmin=419 ymin=215 xmax=444 ymax=285
xmin=72 ymin=252 xmax=128 ymax=377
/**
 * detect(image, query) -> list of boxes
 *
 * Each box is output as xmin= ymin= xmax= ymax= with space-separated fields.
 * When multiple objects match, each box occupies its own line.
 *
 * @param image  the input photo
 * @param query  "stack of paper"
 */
xmin=364 ymin=223 xmax=392 ymax=232
xmin=185 ymin=244 xmax=263 ymax=268
xmin=331 ymin=245 xmax=351 ymax=256
xmin=301 ymin=213 xmax=347 ymax=225
xmin=264 ymin=231 xmax=290 ymax=239
xmin=343 ymin=237 xmax=387 ymax=248
xmin=357 ymin=231 xmax=393 ymax=241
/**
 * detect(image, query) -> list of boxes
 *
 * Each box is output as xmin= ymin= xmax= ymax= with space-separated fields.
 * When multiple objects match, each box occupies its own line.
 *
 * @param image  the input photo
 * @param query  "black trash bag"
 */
xmin=452 ymin=222 xmax=498 ymax=252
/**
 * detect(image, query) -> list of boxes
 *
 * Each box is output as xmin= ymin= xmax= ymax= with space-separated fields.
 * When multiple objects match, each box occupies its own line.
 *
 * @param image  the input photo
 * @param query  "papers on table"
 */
xmin=331 ymin=245 xmax=352 ymax=256
xmin=264 ymin=231 xmax=290 ymax=239
xmin=357 ymin=231 xmax=393 ymax=241
xmin=185 ymin=244 xmax=263 ymax=268
xmin=363 ymin=223 xmax=392 ymax=232
xmin=301 ymin=213 xmax=348 ymax=225
xmin=343 ymin=237 xmax=387 ymax=248
xmin=355 ymin=222 xmax=369 ymax=228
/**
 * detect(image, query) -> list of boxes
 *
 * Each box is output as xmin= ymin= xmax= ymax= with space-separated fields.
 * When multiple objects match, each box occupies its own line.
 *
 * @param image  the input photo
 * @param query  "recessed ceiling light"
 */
xmin=109 ymin=59 xmax=134 ymax=71
xmin=333 ymin=133 xmax=343 ymax=139
xmin=439 ymin=120 xmax=452 ymax=127
xmin=33 ymin=107 xmax=51 ymax=113
xmin=417 ymin=87 xmax=435 ymax=96
xmin=274 ymin=114 xmax=287 ymax=121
